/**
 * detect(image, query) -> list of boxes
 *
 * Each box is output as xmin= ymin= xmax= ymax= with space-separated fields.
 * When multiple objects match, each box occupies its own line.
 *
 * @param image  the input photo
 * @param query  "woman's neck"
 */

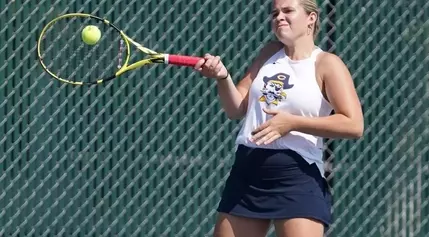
xmin=283 ymin=38 xmax=316 ymax=60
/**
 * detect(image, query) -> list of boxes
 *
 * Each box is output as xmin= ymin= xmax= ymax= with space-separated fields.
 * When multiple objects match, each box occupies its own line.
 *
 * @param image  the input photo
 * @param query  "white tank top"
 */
xmin=235 ymin=47 xmax=333 ymax=177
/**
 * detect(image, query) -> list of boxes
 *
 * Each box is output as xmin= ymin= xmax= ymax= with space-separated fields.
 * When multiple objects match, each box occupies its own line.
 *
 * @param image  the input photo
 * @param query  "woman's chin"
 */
xmin=274 ymin=31 xmax=293 ymax=43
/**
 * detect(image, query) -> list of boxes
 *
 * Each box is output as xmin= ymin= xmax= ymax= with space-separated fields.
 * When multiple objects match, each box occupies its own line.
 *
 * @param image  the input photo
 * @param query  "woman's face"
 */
xmin=271 ymin=0 xmax=315 ymax=43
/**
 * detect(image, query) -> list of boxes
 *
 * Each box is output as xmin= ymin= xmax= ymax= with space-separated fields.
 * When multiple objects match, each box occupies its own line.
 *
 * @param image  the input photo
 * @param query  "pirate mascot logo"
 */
xmin=259 ymin=73 xmax=294 ymax=105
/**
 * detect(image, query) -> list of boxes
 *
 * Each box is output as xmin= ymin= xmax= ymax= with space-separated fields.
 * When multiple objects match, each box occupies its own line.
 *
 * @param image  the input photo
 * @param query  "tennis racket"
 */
xmin=37 ymin=13 xmax=203 ymax=85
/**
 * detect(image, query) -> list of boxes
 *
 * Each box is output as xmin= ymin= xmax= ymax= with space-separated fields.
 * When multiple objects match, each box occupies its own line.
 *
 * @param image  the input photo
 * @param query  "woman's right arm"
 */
xmin=195 ymin=41 xmax=283 ymax=120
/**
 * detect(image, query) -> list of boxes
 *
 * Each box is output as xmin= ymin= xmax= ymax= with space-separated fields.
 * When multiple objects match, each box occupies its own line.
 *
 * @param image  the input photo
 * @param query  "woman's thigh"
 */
xmin=273 ymin=217 xmax=324 ymax=237
xmin=213 ymin=212 xmax=271 ymax=237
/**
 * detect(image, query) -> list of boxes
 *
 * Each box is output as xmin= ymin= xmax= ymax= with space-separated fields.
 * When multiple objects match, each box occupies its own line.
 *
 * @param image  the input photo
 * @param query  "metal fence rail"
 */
xmin=0 ymin=0 xmax=428 ymax=236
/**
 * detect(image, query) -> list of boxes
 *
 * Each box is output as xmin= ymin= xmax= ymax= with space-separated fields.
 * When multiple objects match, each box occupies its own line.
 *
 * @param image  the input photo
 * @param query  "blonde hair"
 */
xmin=300 ymin=0 xmax=320 ymax=39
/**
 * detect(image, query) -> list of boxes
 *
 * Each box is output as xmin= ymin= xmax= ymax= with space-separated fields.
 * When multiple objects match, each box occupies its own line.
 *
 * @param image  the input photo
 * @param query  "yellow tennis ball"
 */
xmin=81 ymin=25 xmax=101 ymax=45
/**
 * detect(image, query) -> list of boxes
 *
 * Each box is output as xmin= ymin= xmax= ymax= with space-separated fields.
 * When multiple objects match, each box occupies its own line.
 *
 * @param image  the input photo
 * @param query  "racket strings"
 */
xmin=118 ymin=40 xmax=124 ymax=69
xmin=42 ymin=21 xmax=84 ymax=74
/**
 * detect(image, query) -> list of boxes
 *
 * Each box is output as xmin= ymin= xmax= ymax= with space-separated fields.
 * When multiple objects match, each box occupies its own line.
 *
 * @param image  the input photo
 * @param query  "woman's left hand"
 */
xmin=250 ymin=108 xmax=298 ymax=145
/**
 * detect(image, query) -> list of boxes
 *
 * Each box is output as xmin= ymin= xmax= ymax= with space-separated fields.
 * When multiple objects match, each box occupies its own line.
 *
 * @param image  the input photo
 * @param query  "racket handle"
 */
xmin=165 ymin=54 xmax=203 ymax=67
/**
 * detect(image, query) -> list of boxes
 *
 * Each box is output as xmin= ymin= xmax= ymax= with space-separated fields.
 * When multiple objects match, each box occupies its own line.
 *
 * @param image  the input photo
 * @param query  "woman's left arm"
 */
xmin=291 ymin=53 xmax=364 ymax=139
xmin=251 ymin=53 xmax=364 ymax=145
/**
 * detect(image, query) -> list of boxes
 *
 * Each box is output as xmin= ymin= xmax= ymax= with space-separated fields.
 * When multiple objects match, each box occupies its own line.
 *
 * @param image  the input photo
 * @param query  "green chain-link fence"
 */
xmin=1 ymin=0 xmax=428 ymax=236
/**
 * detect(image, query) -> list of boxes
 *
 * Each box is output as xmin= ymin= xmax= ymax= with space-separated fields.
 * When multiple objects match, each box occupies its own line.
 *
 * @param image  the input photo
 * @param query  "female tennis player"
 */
xmin=194 ymin=0 xmax=364 ymax=236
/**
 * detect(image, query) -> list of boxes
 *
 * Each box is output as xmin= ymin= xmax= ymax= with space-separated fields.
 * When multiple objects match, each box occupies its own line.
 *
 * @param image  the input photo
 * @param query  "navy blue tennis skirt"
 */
xmin=217 ymin=145 xmax=332 ymax=228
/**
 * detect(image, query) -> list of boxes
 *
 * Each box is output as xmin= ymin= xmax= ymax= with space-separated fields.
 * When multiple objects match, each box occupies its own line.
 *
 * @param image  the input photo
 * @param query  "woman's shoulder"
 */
xmin=259 ymin=40 xmax=284 ymax=58
xmin=315 ymin=51 xmax=346 ymax=68
xmin=315 ymin=51 xmax=353 ymax=86
xmin=250 ymin=40 xmax=284 ymax=70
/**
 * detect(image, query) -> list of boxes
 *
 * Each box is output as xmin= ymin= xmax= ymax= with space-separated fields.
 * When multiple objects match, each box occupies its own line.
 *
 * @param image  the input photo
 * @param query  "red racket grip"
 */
xmin=165 ymin=54 xmax=203 ymax=67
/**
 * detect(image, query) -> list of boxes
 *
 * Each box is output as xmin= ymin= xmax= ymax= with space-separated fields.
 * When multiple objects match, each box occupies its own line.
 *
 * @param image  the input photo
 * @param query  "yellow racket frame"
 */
xmin=37 ymin=13 xmax=165 ymax=85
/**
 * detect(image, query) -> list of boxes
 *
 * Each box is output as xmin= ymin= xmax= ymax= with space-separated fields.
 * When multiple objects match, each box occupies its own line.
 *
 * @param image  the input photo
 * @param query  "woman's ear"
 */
xmin=308 ymin=12 xmax=317 ymax=26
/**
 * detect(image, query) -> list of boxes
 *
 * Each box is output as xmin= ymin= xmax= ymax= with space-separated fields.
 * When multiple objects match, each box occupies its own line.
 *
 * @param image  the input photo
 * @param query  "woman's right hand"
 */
xmin=194 ymin=53 xmax=229 ymax=80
